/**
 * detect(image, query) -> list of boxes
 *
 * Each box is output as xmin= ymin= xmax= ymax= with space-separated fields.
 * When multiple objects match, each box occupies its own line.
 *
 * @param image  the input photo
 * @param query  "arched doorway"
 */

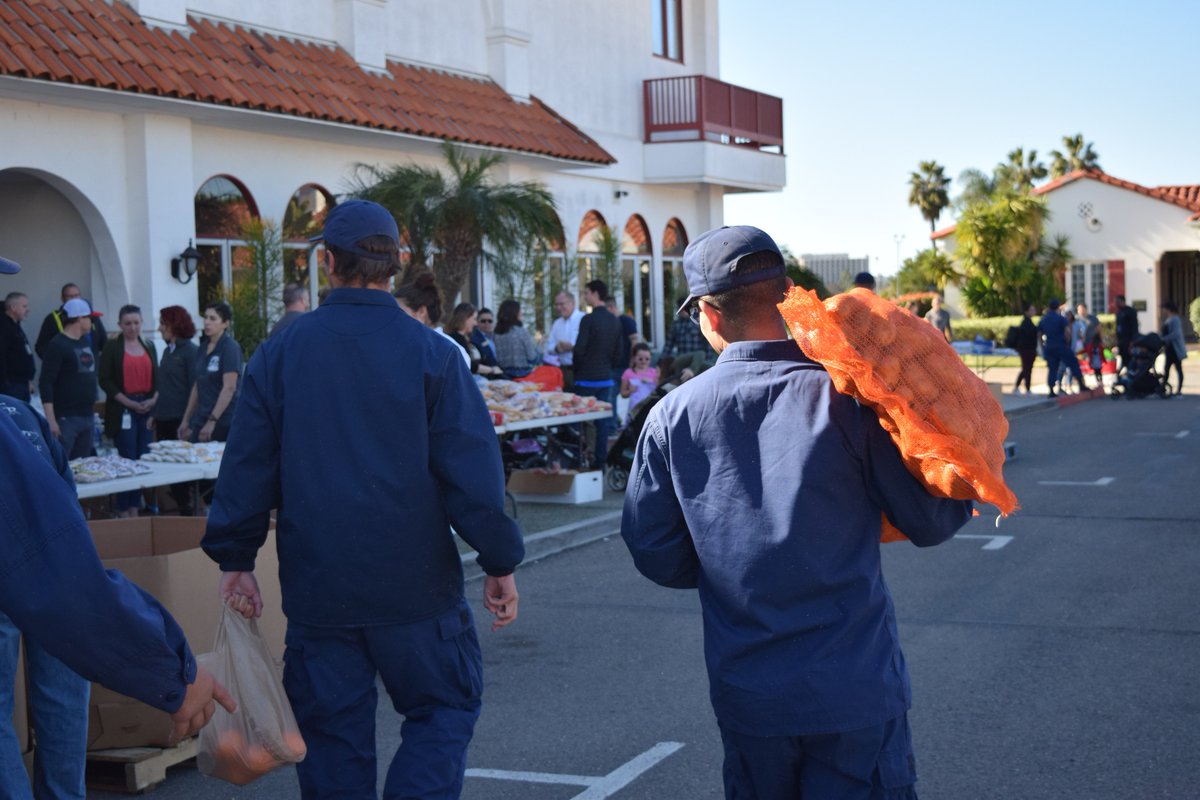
xmin=621 ymin=214 xmax=653 ymax=342
xmin=282 ymin=183 xmax=335 ymax=307
xmin=194 ymin=175 xmax=259 ymax=312
xmin=661 ymin=218 xmax=689 ymax=342
xmin=0 ymin=168 xmax=123 ymax=339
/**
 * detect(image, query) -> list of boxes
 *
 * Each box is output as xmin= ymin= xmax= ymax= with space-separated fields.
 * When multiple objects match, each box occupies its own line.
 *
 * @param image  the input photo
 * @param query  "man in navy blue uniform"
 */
xmin=0 ymin=256 xmax=233 ymax=798
xmin=202 ymin=201 xmax=524 ymax=798
xmin=620 ymin=227 xmax=972 ymax=800
xmin=1037 ymin=298 xmax=1083 ymax=397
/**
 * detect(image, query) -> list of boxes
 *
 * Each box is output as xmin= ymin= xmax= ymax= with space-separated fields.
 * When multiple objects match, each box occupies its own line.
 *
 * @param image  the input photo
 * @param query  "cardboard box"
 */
xmin=507 ymin=469 xmax=603 ymax=505
xmin=86 ymin=517 xmax=286 ymax=750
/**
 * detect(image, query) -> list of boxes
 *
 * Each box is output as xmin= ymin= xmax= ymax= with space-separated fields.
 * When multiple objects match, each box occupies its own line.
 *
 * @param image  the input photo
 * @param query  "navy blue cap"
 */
xmin=0 ymin=256 xmax=19 ymax=275
xmin=1047 ymin=298 xmax=1061 ymax=310
xmin=676 ymin=226 xmax=785 ymax=317
xmin=310 ymin=199 xmax=400 ymax=258
xmin=853 ymin=271 xmax=876 ymax=289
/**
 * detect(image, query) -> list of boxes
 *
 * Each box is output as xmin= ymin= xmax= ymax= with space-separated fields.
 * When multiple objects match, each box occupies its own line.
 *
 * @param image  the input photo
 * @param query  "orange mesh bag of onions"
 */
xmin=777 ymin=287 xmax=1018 ymax=541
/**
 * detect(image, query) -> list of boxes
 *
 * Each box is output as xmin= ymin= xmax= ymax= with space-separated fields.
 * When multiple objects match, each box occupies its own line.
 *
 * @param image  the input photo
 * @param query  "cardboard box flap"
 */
xmin=87 ymin=701 xmax=172 ymax=750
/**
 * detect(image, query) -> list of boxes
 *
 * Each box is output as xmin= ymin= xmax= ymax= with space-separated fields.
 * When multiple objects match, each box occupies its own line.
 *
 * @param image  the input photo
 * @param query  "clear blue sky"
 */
xmin=720 ymin=0 xmax=1199 ymax=276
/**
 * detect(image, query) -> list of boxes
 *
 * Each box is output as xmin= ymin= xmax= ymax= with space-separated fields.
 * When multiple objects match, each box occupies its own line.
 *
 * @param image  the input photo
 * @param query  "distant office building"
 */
xmin=799 ymin=254 xmax=871 ymax=289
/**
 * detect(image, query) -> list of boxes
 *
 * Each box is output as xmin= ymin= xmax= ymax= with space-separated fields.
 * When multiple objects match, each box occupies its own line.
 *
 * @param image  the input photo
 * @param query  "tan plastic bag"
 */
xmin=196 ymin=605 xmax=306 ymax=785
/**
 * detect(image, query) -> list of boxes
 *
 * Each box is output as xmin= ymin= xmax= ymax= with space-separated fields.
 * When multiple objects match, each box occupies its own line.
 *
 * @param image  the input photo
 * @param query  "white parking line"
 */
xmin=1135 ymin=429 xmax=1190 ymax=439
xmin=466 ymin=741 xmax=685 ymax=799
xmin=955 ymin=534 xmax=1013 ymax=550
xmin=1038 ymin=477 xmax=1115 ymax=486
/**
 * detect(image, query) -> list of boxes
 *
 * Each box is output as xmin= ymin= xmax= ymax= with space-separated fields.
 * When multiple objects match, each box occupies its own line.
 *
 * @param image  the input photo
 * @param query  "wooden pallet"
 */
xmin=85 ymin=738 xmax=197 ymax=794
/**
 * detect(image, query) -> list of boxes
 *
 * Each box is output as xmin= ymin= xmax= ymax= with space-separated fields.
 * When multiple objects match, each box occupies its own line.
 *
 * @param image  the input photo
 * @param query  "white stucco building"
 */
xmin=0 ymin=0 xmax=785 ymax=351
xmin=932 ymin=170 xmax=1200 ymax=338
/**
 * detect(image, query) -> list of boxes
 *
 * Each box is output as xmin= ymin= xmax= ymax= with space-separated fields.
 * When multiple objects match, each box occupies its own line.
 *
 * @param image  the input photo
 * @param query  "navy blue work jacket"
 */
xmin=203 ymin=288 xmax=524 ymax=628
xmin=0 ymin=397 xmax=195 ymax=712
xmin=1037 ymin=311 xmax=1071 ymax=352
xmin=621 ymin=340 xmax=972 ymax=736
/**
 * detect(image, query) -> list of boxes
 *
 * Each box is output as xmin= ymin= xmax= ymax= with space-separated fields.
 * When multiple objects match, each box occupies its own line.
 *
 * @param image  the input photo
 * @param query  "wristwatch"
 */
xmin=208 ymin=414 xmax=218 ymax=423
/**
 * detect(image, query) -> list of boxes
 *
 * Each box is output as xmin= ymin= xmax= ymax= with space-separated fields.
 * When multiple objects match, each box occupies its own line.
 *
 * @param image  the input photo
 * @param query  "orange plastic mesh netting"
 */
xmin=777 ymin=287 xmax=1018 ymax=541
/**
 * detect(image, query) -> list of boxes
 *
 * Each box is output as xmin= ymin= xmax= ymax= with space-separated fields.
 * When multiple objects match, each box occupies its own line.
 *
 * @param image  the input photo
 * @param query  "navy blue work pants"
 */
xmin=282 ymin=599 xmax=483 ymax=799
xmin=1044 ymin=345 xmax=1083 ymax=392
xmin=719 ymin=714 xmax=918 ymax=800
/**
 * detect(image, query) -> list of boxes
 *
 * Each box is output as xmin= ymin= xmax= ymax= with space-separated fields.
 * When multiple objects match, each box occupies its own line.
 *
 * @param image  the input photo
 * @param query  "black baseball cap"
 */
xmin=310 ymin=200 xmax=400 ymax=258
xmin=0 ymin=256 xmax=19 ymax=275
xmin=677 ymin=226 xmax=785 ymax=317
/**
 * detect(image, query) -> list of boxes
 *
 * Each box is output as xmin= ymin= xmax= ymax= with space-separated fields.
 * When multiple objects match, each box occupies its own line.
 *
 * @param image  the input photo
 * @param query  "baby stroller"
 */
xmin=605 ymin=384 xmax=669 ymax=492
xmin=1111 ymin=332 xmax=1169 ymax=399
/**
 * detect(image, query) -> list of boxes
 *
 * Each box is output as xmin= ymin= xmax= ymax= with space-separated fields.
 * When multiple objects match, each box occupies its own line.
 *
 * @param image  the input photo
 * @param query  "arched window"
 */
xmin=282 ymin=184 xmax=335 ymax=301
xmin=575 ymin=210 xmax=609 ymax=310
xmin=622 ymin=215 xmax=653 ymax=342
xmin=661 ymin=218 xmax=689 ymax=334
xmin=194 ymin=176 xmax=259 ymax=311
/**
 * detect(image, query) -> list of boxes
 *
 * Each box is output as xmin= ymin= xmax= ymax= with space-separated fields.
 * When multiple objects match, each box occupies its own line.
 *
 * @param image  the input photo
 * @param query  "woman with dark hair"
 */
xmin=151 ymin=305 xmax=198 ymax=514
xmin=179 ymin=301 xmax=241 ymax=443
xmin=446 ymin=302 xmax=504 ymax=377
xmin=394 ymin=271 xmax=445 ymax=328
xmin=492 ymin=299 xmax=540 ymax=378
xmin=99 ymin=304 xmax=158 ymax=517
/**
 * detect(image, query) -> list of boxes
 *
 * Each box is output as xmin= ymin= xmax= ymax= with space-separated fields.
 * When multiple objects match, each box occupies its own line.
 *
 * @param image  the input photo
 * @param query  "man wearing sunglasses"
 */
xmin=620 ymin=226 xmax=971 ymax=800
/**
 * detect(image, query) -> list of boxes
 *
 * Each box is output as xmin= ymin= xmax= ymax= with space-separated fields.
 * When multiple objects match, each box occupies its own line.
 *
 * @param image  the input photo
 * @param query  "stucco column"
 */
xmin=124 ymin=114 xmax=197 ymax=331
xmin=486 ymin=0 xmax=532 ymax=101
xmin=335 ymin=0 xmax=390 ymax=73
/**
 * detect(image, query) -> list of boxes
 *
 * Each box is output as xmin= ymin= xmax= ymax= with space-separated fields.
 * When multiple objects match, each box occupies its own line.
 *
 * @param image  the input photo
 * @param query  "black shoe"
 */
xmin=1047 ymin=390 xmax=1056 ymax=397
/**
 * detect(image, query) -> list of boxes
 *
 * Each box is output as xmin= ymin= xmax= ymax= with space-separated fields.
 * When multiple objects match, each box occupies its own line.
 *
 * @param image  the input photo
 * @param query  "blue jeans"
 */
xmin=282 ymin=600 xmax=482 ymax=799
xmin=113 ymin=399 xmax=153 ymax=511
xmin=573 ymin=383 xmax=614 ymax=468
xmin=55 ymin=415 xmax=93 ymax=460
xmin=0 ymin=613 xmax=89 ymax=800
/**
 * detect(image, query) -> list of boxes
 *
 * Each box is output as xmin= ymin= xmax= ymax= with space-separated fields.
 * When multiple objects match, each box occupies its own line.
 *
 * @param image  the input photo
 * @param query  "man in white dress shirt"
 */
xmin=544 ymin=291 xmax=584 ymax=390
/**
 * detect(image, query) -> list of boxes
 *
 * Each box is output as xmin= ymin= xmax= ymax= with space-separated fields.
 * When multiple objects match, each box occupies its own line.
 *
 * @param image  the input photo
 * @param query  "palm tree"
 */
xmin=908 ymin=160 xmax=952 ymax=237
xmin=352 ymin=142 xmax=562 ymax=302
xmin=1048 ymin=133 xmax=1101 ymax=178
xmin=996 ymin=147 xmax=1048 ymax=190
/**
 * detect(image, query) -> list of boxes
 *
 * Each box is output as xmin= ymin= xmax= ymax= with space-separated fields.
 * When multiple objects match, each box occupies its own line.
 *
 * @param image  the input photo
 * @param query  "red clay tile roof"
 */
xmin=0 ymin=0 xmax=615 ymax=164
xmin=931 ymin=169 xmax=1200 ymax=240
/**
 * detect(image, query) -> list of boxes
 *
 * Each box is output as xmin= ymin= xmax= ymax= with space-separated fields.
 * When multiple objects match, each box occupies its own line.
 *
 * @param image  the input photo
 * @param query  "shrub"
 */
xmin=950 ymin=313 xmax=1115 ymax=344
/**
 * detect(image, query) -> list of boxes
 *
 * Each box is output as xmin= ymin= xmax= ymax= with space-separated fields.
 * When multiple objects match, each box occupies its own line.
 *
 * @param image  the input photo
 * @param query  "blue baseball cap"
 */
xmin=310 ymin=199 xmax=400 ymax=258
xmin=676 ymin=226 xmax=785 ymax=316
xmin=0 ymin=256 xmax=19 ymax=275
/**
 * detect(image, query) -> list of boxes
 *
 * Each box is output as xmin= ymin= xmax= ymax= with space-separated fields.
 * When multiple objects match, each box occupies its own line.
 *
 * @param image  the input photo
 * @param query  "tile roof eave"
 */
xmin=0 ymin=0 xmax=615 ymax=166
xmin=0 ymin=70 xmax=615 ymax=167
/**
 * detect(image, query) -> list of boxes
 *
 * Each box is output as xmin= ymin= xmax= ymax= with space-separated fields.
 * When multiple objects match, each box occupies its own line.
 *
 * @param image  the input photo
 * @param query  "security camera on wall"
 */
xmin=1086 ymin=216 xmax=1102 ymax=232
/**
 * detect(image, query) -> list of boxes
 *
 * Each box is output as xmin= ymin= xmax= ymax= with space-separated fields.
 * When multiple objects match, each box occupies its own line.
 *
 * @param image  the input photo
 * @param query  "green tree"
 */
xmin=224 ymin=217 xmax=283 ymax=359
xmin=995 ymin=147 xmax=1048 ymax=190
xmin=780 ymin=247 xmax=830 ymax=299
xmin=1049 ymin=133 xmax=1102 ymax=178
xmin=954 ymin=190 xmax=1068 ymax=316
xmin=351 ymin=142 xmax=562 ymax=302
xmin=894 ymin=248 xmax=958 ymax=295
xmin=908 ymin=160 xmax=952 ymax=236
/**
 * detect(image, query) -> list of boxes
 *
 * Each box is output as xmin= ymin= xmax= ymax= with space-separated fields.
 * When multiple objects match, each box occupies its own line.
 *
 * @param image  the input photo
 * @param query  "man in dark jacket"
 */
xmin=572 ymin=279 xmax=623 ymax=468
xmin=38 ymin=298 xmax=101 ymax=458
xmin=35 ymin=283 xmax=107 ymax=361
xmin=0 ymin=292 xmax=35 ymax=400
xmin=202 ymin=201 xmax=524 ymax=798
xmin=621 ymin=227 xmax=972 ymax=799
xmin=1114 ymin=294 xmax=1139 ymax=374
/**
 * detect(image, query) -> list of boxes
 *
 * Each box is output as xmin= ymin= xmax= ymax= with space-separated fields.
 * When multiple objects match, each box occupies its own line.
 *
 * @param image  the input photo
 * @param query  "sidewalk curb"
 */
xmin=464 ymin=511 xmax=621 ymax=580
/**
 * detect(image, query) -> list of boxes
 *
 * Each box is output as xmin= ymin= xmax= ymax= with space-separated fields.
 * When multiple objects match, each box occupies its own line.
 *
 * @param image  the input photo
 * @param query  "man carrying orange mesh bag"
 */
xmin=620 ymin=225 xmax=972 ymax=800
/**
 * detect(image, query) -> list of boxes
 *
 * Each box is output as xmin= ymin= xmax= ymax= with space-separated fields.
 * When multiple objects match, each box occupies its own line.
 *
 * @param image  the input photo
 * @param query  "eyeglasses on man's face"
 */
xmin=478 ymin=317 xmax=494 ymax=325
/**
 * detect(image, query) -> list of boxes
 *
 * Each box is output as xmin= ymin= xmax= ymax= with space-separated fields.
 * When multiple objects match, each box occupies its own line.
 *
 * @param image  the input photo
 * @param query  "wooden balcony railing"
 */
xmin=643 ymin=76 xmax=783 ymax=152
